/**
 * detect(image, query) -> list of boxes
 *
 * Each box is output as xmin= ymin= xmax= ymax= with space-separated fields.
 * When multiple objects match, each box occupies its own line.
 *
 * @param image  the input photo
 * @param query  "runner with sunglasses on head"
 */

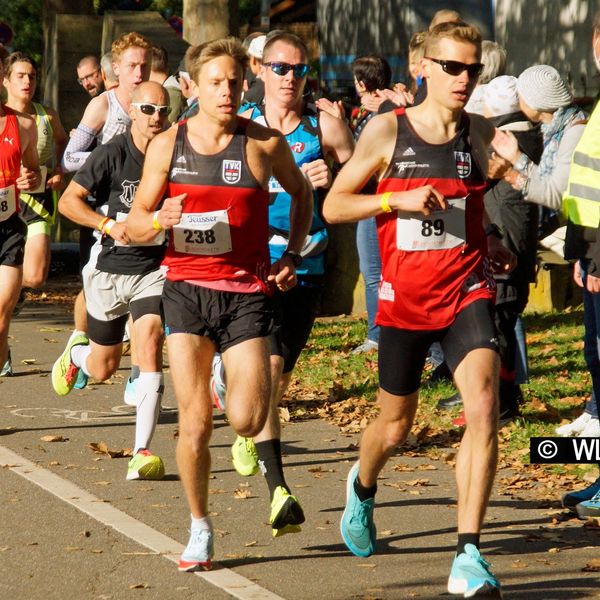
xmin=324 ymin=21 xmax=514 ymax=598
xmin=214 ymin=31 xmax=354 ymax=536
xmin=126 ymin=37 xmax=313 ymax=570
xmin=52 ymin=81 xmax=170 ymax=482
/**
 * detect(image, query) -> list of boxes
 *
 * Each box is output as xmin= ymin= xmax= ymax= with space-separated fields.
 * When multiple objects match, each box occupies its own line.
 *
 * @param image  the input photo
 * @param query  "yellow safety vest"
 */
xmin=563 ymin=105 xmax=600 ymax=228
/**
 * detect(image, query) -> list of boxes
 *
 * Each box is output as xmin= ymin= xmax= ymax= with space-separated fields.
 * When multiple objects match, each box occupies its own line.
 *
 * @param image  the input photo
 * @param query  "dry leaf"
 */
xmin=244 ymin=540 xmax=257 ymax=547
xmin=87 ymin=442 xmax=132 ymax=458
xmin=40 ymin=435 xmax=67 ymax=443
xmin=20 ymin=358 xmax=36 ymax=365
xmin=582 ymin=559 xmax=600 ymax=572
xmin=234 ymin=488 xmax=253 ymax=499
xmin=129 ymin=583 xmax=149 ymax=589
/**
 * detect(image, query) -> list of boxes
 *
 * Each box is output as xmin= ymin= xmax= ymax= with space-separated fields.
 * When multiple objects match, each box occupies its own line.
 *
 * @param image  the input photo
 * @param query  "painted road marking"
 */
xmin=0 ymin=445 xmax=284 ymax=600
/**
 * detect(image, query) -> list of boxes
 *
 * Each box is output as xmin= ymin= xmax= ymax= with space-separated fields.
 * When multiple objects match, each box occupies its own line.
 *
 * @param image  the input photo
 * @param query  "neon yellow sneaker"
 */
xmin=51 ymin=333 xmax=89 ymax=396
xmin=126 ymin=449 xmax=165 ymax=480
xmin=231 ymin=435 xmax=259 ymax=476
xmin=270 ymin=485 xmax=305 ymax=537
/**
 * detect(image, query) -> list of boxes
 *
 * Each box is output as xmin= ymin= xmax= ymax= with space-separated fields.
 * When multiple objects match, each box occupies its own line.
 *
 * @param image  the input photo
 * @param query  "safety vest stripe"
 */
xmin=572 ymin=151 xmax=600 ymax=171
xmin=569 ymin=182 xmax=600 ymax=203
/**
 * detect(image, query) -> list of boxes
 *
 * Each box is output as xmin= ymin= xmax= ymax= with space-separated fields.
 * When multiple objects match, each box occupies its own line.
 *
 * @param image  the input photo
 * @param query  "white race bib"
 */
xmin=396 ymin=197 xmax=466 ymax=251
xmin=0 ymin=185 xmax=17 ymax=222
xmin=114 ymin=212 xmax=165 ymax=247
xmin=268 ymin=176 xmax=285 ymax=194
xmin=28 ymin=166 xmax=48 ymax=195
xmin=173 ymin=210 xmax=232 ymax=255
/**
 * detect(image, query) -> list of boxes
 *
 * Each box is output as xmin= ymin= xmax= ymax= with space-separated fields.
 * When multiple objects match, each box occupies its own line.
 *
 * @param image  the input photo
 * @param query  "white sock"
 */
xmin=134 ymin=372 xmax=162 ymax=452
xmin=70 ymin=344 xmax=92 ymax=376
xmin=191 ymin=515 xmax=212 ymax=531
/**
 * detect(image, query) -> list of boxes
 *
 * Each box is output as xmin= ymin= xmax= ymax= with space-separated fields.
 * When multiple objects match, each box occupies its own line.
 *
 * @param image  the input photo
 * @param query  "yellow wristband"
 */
xmin=152 ymin=211 xmax=162 ymax=231
xmin=380 ymin=191 xmax=393 ymax=213
xmin=102 ymin=218 xmax=116 ymax=235
xmin=97 ymin=216 xmax=110 ymax=232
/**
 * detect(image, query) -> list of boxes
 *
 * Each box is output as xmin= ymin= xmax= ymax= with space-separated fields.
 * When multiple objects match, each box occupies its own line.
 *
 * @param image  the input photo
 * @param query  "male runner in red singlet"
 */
xmin=0 ymin=51 xmax=41 ymax=376
xmin=127 ymin=38 xmax=313 ymax=571
xmin=324 ymin=22 xmax=513 ymax=598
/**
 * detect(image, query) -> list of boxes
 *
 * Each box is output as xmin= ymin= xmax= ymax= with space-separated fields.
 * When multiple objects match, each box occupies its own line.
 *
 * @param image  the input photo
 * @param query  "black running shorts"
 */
xmin=162 ymin=279 xmax=274 ymax=353
xmin=379 ymin=299 xmax=499 ymax=396
xmin=270 ymin=276 xmax=323 ymax=373
xmin=0 ymin=214 xmax=27 ymax=267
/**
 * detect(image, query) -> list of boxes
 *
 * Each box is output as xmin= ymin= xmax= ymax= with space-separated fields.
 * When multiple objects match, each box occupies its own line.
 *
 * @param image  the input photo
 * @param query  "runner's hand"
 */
xmin=158 ymin=193 xmax=186 ymax=229
xmin=109 ymin=222 xmax=129 ymax=245
xmin=573 ymin=262 xmax=583 ymax=288
xmin=16 ymin=167 xmax=41 ymax=191
xmin=487 ymin=236 xmax=516 ymax=274
xmin=487 ymin=152 xmax=511 ymax=179
xmin=390 ymin=185 xmax=447 ymax=215
xmin=268 ymin=256 xmax=298 ymax=292
xmin=47 ymin=171 xmax=65 ymax=191
xmin=302 ymin=159 xmax=331 ymax=189
xmin=587 ymin=272 xmax=600 ymax=293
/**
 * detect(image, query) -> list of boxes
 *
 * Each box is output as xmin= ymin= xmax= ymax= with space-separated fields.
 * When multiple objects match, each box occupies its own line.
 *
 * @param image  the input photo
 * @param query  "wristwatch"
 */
xmin=485 ymin=223 xmax=504 ymax=239
xmin=282 ymin=250 xmax=303 ymax=267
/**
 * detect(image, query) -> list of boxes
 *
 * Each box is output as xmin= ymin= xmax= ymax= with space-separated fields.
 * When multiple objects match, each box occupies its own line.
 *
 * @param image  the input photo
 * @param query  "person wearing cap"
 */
xmin=492 ymin=64 xmax=586 ymax=211
xmin=242 ymin=33 xmax=266 ymax=105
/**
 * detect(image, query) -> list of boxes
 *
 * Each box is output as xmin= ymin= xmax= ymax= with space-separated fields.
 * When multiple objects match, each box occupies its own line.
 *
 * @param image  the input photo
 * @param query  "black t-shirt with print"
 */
xmin=73 ymin=131 xmax=165 ymax=275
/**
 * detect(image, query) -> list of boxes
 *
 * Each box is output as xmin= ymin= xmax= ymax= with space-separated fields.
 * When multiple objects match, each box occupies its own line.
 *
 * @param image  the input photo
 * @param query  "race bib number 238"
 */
xmin=0 ymin=185 xmax=17 ymax=222
xmin=173 ymin=210 xmax=232 ymax=256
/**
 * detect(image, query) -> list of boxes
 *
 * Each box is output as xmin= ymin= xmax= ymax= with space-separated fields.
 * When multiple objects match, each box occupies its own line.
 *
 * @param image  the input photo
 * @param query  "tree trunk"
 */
xmin=183 ymin=0 xmax=230 ymax=46
xmin=44 ymin=0 xmax=94 ymax=14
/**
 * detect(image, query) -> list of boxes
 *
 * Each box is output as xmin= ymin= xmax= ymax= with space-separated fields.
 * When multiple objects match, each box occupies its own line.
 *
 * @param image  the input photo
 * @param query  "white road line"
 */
xmin=0 ymin=445 xmax=285 ymax=600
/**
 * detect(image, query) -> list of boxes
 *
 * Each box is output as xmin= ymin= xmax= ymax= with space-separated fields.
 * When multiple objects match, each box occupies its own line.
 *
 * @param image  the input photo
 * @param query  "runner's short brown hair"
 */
xmin=424 ymin=21 xmax=482 ymax=57
xmin=187 ymin=37 xmax=248 ymax=83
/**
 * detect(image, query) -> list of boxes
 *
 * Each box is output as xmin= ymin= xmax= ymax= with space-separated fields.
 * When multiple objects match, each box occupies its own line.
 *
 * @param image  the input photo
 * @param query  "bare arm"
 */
xmin=128 ymin=129 xmax=184 ymax=243
xmin=16 ymin=114 xmax=41 ymax=191
xmin=58 ymin=180 xmax=105 ymax=229
xmin=319 ymin=110 xmax=354 ymax=165
xmin=46 ymin=106 xmax=68 ymax=189
xmin=323 ymin=113 xmax=446 ymax=224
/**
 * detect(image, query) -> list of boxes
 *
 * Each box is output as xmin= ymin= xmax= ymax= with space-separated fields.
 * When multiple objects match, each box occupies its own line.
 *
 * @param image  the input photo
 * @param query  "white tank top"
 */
xmin=98 ymin=89 xmax=130 ymax=145
xmin=33 ymin=103 xmax=54 ymax=168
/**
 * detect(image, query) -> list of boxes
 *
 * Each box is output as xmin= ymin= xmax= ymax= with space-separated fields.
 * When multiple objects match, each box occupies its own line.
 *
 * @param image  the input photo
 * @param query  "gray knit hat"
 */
xmin=516 ymin=65 xmax=572 ymax=112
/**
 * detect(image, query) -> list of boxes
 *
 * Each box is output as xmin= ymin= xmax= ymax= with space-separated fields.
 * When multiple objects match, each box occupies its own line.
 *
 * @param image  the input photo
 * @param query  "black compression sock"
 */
xmin=254 ymin=439 xmax=288 ymax=498
xmin=354 ymin=476 xmax=377 ymax=502
xmin=457 ymin=533 xmax=480 ymax=555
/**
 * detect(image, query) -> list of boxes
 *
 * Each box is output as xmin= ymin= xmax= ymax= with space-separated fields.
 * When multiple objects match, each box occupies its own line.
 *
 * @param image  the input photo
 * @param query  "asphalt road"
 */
xmin=0 ymin=299 xmax=599 ymax=600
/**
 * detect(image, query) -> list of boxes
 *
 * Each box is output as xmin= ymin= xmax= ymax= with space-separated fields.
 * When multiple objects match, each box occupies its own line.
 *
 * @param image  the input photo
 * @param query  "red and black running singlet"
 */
xmin=162 ymin=118 xmax=271 ymax=289
xmin=0 ymin=105 xmax=22 ymax=221
xmin=375 ymin=107 xmax=494 ymax=330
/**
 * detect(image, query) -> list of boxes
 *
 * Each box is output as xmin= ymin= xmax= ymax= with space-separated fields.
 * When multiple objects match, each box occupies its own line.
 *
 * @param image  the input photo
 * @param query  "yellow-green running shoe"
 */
xmin=51 ymin=332 xmax=89 ymax=396
xmin=231 ymin=435 xmax=259 ymax=476
xmin=126 ymin=449 xmax=165 ymax=480
xmin=270 ymin=485 xmax=305 ymax=537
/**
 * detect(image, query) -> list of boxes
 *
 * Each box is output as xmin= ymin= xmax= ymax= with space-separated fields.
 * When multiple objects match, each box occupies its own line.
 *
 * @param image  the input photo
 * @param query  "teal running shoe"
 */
xmin=210 ymin=353 xmax=226 ymax=410
xmin=447 ymin=544 xmax=502 ymax=598
xmin=576 ymin=488 xmax=600 ymax=519
xmin=563 ymin=475 xmax=600 ymax=510
xmin=124 ymin=376 xmax=138 ymax=406
xmin=178 ymin=527 xmax=214 ymax=572
xmin=74 ymin=369 xmax=88 ymax=389
xmin=340 ymin=462 xmax=376 ymax=557
xmin=0 ymin=349 xmax=12 ymax=377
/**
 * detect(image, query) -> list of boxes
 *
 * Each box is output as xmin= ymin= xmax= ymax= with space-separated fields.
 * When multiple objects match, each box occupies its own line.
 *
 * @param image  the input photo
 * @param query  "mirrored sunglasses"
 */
xmin=264 ymin=62 xmax=310 ymax=78
xmin=131 ymin=102 xmax=170 ymax=117
xmin=426 ymin=58 xmax=484 ymax=78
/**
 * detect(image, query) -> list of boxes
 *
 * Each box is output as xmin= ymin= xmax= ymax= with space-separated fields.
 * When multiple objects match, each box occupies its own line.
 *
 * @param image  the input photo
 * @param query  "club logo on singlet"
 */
xmin=454 ymin=151 xmax=472 ymax=178
xmin=119 ymin=179 xmax=140 ymax=208
xmin=222 ymin=160 xmax=241 ymax=184
xmin=290 ymin=142 xmax=305 ymax=153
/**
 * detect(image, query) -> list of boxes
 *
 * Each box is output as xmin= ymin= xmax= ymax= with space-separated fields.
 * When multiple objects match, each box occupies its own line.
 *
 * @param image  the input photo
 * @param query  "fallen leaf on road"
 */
xmin=87 ymin=441 xmax=132 ymax=458
xmin=129 ymin=583 xmax=149 ymax=589
xmin=20 ymin=358 xmax=36 ymax=365
xmin=39 ymin=327 xmax=62 ymax=332
xmin=357 ymin=563 xmax=377 ymax=568
xmin=234 ymin=488 xmax=253 ymax=499
xmin=94 ymin=481 xmax=111 ymax=486
xmin=244 ymin=540 xmax=257 ymax=547
xmin=582 ymin=559 xmax=600 ymax=572
xmin=40 ymin=435 xmax=67 ymax=442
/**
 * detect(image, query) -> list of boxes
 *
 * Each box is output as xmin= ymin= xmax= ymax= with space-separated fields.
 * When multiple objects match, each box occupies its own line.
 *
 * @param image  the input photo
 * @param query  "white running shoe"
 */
xmin=556 ymin=411 xmax=593 ymax=437
xmin=578 ymin=417 xmax=600 ymax=438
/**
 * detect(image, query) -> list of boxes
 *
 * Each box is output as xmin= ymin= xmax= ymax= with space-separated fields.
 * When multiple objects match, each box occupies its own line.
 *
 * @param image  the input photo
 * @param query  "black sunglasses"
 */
xmin=131 ymin=102 xmax=170 ymax=117
xmin=426 ymin=58 xmax=484 ymax=78
xmin=264 ymin=62 xmax=310 ymax=78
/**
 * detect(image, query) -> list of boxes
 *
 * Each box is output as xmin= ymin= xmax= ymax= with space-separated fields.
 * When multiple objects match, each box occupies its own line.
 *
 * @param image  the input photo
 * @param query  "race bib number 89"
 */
xmin=396 ymin=197 xmax=466 ymax=251
xmin=173 ymin=210 xmax=232 ymax=256
xmin=0 ymin=185 xmax=17 ymax=222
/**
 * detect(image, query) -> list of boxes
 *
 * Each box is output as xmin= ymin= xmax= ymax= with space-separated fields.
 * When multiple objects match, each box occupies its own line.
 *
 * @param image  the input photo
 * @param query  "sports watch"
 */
xmin=282 ymin=250 xmax=303 ymax=267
